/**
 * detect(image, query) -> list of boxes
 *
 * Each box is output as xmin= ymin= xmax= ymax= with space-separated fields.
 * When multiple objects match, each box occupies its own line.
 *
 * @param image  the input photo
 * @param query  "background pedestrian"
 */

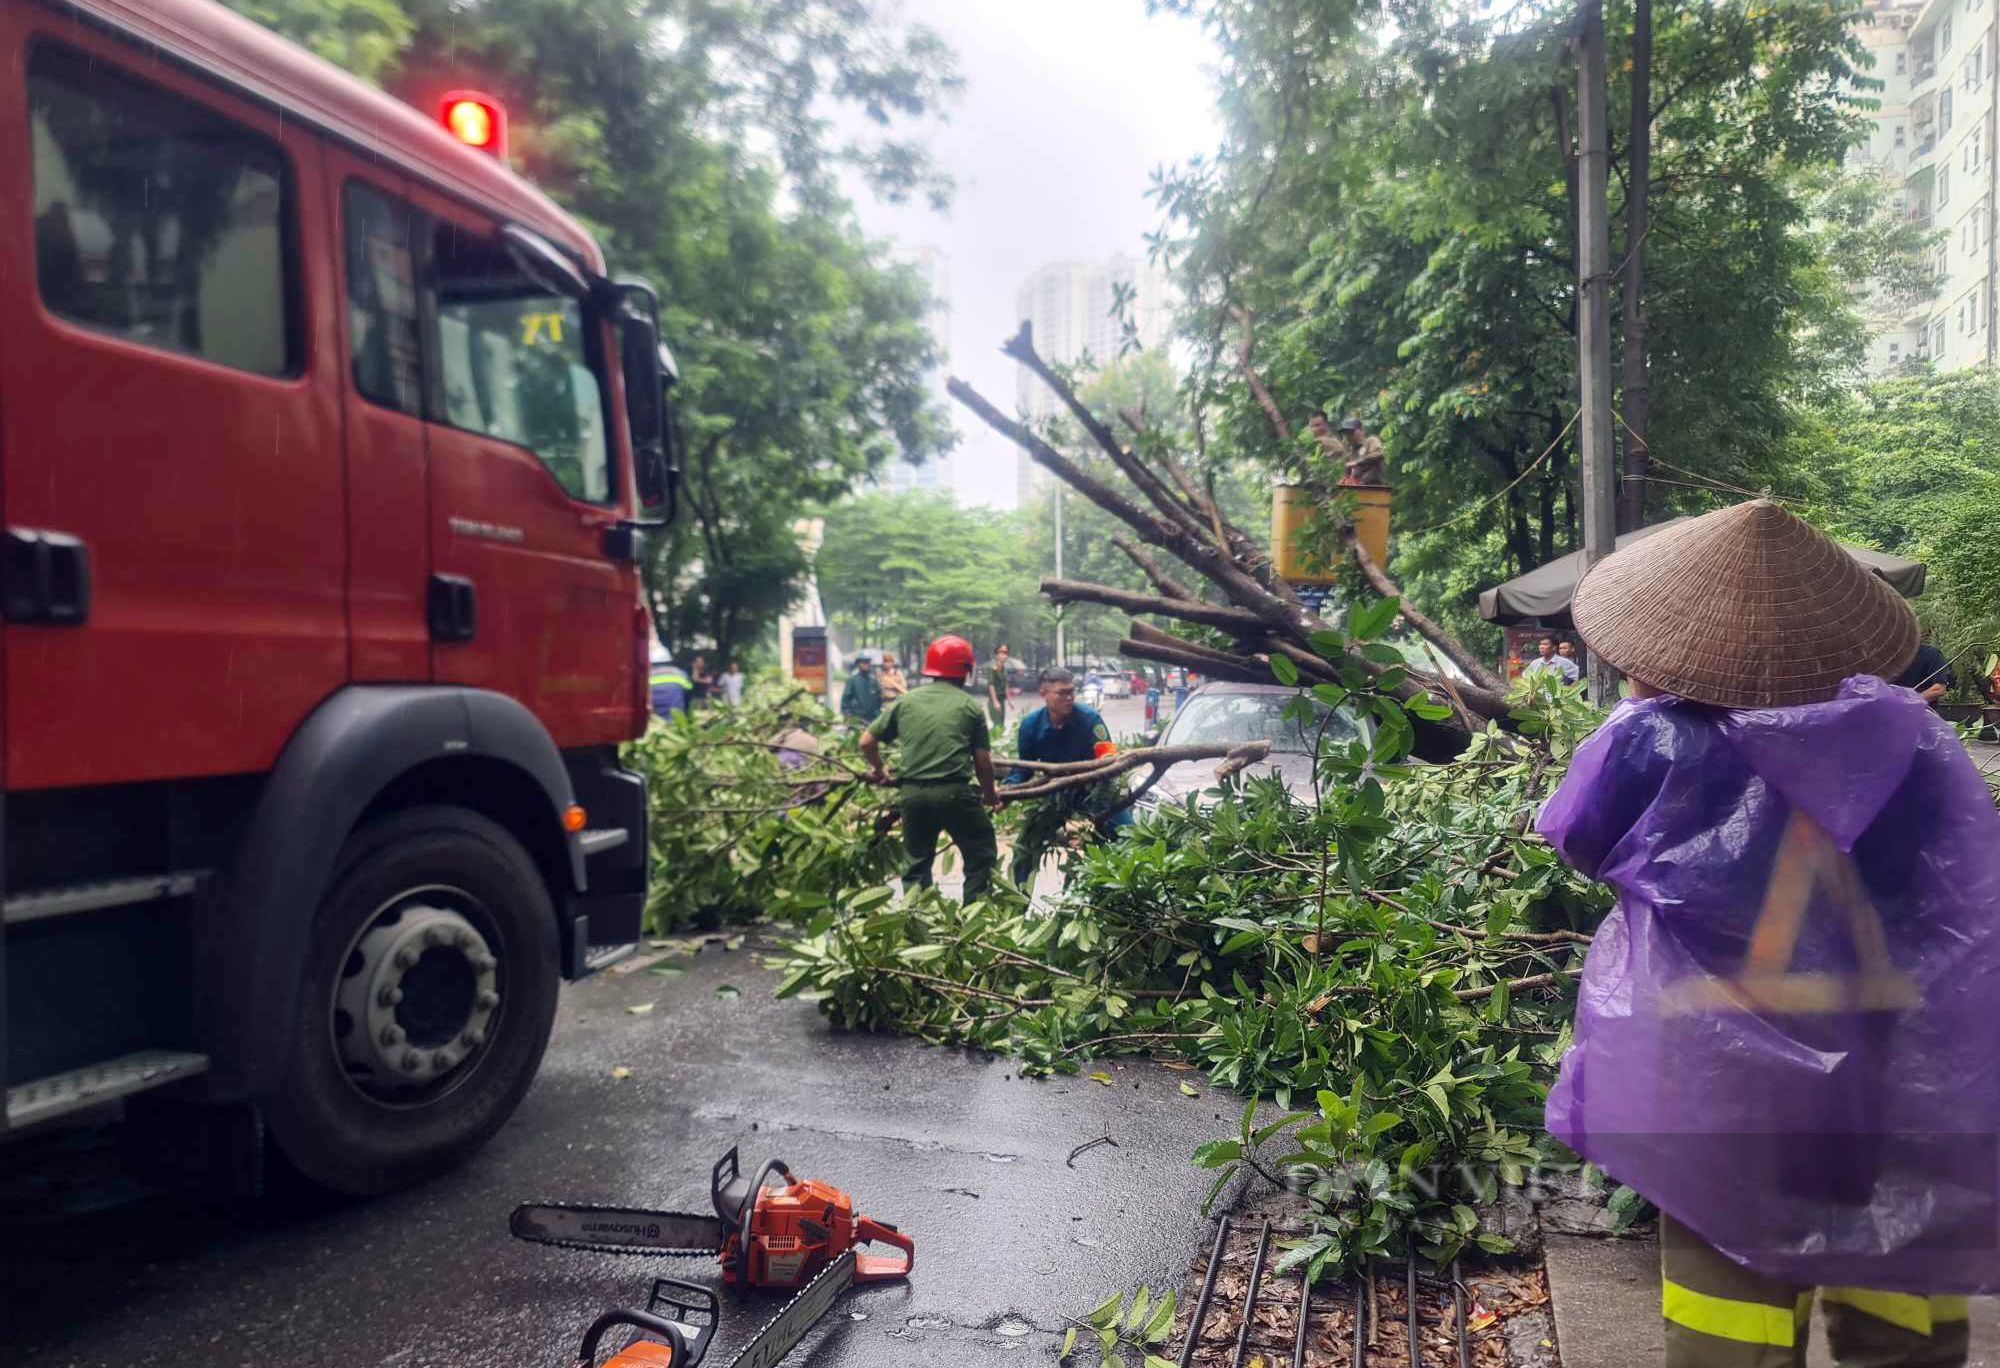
xmin=648 ymin=644 xmax=691 ymax=722
xmin=840 ymin=654 xmax=882 ymax=723
xmin=1522 ymin=635 xmax=1578 ymax=684
xmin=719 ymin=660 xmax=745 ymax=706
xmin=985 ymin=644 xmax=1010 ymax=728
xmin=878 ymin=651 xmax=908 ymax=704
xmin=688 ymin=655 xmax=713 ymax=706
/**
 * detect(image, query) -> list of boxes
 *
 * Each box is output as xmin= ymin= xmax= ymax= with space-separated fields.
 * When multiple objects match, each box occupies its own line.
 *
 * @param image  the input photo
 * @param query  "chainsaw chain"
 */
xmin=512 ymin=1203 xmax=721 ymax=1258
xmin=723 ymin=1250 xmax=856 ymax=1368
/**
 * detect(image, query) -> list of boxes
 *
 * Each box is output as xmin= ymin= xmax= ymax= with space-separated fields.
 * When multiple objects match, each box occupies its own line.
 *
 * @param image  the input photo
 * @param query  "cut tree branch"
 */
xmin=1002 ymin=324 xmax=1212 ymax=542
xmin=1343 ymin=529 xmax=1508 ymax=696
xmin=1117 ymin=637 xmax=1272 ymax=687
xmin=1128 ymin=619 xmax=1257 ymax=669
xmin=1111 ymin=535 xmax=1200 ymax=602
xmin=949 ymin=376 xmax=1308 ymax=641
xmin=1041 ymin=578 xmax=1267 ymax=633
xmin=998 ymin=742 xmax=1272 ymax=801
xmin=1233 ymin=305 xmax=1293 ymax=443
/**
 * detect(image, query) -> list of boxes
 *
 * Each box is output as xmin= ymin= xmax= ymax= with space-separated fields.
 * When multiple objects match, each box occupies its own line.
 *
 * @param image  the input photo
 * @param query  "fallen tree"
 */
xmin=947 ymin=322 xmax=1512 ymax=759
xmin=775 ymin=676 xmax=1616 ymax=1275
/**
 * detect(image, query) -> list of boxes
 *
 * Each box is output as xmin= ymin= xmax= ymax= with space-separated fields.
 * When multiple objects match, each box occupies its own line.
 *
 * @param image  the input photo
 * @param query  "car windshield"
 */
xmin=1163 ymin=691 xmax=1361 ymax=756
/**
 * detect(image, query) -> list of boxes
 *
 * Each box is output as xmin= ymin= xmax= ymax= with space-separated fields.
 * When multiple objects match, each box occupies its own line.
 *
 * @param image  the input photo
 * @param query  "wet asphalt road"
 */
xmin=2 ymin=932 xmax=1239 ymax=1368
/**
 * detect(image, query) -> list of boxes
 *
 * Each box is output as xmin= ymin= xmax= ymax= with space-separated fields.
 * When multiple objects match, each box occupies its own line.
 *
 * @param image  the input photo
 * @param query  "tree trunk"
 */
xmin=1619 ymin=0 xmax=1652 ymax=533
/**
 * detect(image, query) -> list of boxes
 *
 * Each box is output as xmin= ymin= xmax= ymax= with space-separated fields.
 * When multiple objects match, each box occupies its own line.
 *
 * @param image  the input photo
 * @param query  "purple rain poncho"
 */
xmin=1540 ymin=675 xmax=2000 ymax=1292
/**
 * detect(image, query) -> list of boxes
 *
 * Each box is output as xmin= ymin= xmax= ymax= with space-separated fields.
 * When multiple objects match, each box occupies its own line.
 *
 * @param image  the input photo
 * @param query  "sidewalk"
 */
xmin=1545 ymin=1232 xmax=2000 ymax=1367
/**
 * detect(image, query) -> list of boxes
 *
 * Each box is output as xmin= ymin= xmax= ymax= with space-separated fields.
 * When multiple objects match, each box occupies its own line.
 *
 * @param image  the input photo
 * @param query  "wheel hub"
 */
xmin=336 ymin=905 xmax=500 ymax=1088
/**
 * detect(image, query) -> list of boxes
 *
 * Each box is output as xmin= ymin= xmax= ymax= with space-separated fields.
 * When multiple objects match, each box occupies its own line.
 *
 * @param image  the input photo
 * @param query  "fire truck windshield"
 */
xmin=432 ymin=227 xmax=611 ymax=504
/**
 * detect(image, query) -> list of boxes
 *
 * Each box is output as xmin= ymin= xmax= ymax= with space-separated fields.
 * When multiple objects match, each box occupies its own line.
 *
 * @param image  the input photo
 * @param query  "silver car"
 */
xmin=1131 ymin=681 xmax=1368 ymax=818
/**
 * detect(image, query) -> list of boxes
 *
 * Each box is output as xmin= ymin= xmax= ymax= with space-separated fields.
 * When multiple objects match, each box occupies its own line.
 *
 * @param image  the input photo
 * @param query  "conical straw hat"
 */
xmin=1571 ymin=499 xmax=1919 ymax=709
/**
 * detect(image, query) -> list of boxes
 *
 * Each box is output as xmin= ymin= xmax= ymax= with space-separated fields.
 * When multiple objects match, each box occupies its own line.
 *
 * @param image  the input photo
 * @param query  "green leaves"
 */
xmin=1191 ymin=1140 xmax=1243 ymax=1168
xmin=1269 ymin=653 xmax=1301 ymax=686
xmin=1346 ymin=597 xmax=1400 ymax=643
xmin=1066 ymin=1286 xmax=1177 ymax=1365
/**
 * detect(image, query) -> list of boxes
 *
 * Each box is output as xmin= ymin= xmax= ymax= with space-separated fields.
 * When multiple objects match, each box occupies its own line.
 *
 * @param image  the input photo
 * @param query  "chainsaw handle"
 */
xmin=576 ymin=1309 xmax=691 ymax=1367
xmin=852 ymin=1216 xmax=915 ymax=1282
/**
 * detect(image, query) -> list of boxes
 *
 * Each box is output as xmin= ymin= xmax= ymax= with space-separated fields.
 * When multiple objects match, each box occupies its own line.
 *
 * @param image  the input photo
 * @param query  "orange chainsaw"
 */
xmin=513 ymin=1147 xmax=913 ymax=1368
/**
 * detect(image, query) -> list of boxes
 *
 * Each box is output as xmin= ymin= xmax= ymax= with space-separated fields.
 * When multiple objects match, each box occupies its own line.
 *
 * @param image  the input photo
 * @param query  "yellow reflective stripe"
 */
xmin=1795 ymin=1293 xmax=1813 ymax=1328
xmin=1932 ymin=1296 xmax=1972 ymax=1323
xmin=1662 ymin=1278 xmax=1798 ymax=1347
xmin=1821 ymin=1288 xmax=1932 ymax=1337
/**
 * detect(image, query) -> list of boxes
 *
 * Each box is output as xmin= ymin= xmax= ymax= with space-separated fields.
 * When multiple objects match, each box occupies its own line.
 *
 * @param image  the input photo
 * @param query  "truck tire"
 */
xmin=266 ymin=805 xmax=560 ymax=1195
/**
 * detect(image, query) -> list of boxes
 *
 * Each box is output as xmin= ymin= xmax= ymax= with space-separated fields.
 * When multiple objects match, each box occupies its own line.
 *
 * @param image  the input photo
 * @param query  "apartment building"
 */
xmin=1012 ymin=253 xmax=1174 ymax=502
xmin=1852 ymin=0 xmax=1997 ymax=374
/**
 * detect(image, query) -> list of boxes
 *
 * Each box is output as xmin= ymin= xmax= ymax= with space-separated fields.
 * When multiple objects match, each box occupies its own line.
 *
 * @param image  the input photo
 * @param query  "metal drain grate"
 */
xmin=1176 ymin=1220 xmax=1473 ymax=1368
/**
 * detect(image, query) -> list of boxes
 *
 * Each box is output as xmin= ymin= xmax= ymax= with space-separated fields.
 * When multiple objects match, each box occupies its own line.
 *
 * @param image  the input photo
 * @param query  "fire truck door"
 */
xmin=0 ymin=33 xmax=345 ymax=790
xmin=326 ymin=155 xmax=431 ymax=683
xmin=406 ymin=187 xmax=632 ymax=748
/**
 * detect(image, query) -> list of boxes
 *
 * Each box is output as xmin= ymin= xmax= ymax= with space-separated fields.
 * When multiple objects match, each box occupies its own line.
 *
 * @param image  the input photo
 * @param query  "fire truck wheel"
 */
xmin=267 ymin=805 xmax=560 ymax=1195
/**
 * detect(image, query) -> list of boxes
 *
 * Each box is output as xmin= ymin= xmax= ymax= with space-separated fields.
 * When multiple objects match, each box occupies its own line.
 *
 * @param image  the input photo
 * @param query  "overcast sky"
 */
xmin=843 ymin=1 xmax=1222 ymax=508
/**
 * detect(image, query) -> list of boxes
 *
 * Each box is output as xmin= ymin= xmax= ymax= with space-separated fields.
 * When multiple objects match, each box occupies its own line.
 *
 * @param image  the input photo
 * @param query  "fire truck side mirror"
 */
xmin=612 ymin=279 xmax=675 ymax=524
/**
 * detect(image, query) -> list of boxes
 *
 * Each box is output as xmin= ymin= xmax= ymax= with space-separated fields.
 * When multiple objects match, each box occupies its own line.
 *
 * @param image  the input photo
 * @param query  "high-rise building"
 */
xmin=1012 ymin=254 xmax=1175 ymax=505
xmin=1849 ymin=0 xmax=1995 ymax=375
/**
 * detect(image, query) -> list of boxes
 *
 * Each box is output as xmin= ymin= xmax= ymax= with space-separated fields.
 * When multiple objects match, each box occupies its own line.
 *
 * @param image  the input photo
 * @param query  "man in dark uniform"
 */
xmin=1003 ymin=667 xmax=1134 ymax=889
xmin=860 ymin=635 xmax=1000 ymax=903
xmin=841 ymin=654 xmax=883 ymax=723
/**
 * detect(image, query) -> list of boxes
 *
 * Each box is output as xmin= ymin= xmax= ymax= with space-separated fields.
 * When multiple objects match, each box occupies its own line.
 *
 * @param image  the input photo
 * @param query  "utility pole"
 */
xmin=1618 ymin=0 xmax=1651 ymax=533
xmin=1576 ymin=0 xmax=1620 ymax=704
xmin=1053 ymin=486 xmax=1066 ymax=667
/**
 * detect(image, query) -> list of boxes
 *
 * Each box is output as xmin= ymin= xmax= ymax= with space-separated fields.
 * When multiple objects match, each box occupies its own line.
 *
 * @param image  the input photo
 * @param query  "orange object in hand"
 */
xmin=1093 ymin=741 xmax=1118 ymax=759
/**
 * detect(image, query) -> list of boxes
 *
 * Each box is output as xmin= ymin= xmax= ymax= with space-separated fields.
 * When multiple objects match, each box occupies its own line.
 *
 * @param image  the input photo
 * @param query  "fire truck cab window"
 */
xmin=343 ymin=183 xmax=423 ymax=415
xmin=28 ymin=45 xmax=294 ymax=375
xmin=430 ymin=225 xmax=610 ymax=503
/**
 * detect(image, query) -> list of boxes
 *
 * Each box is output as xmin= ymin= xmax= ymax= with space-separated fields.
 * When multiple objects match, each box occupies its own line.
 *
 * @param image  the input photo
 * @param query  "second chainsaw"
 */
xmin=511 ymin=1146 xmax=914 ymax=1291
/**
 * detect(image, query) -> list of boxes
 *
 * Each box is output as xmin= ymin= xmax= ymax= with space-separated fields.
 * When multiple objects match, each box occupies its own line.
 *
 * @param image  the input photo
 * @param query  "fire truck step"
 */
xmin=583 ymin=942 xmax=637 ymax=971
xmin=2 ymin=870 xmax=210 ymax=926
xmin=576 ymin=828 xmax=629 ymax=857
xmin=6 ymin=1050 xmax=210 ymax=1129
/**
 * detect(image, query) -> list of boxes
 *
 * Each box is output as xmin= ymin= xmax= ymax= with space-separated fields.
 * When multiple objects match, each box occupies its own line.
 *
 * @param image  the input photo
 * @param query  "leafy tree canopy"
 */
xmin=1145 ymin=0 xmax=1930 ymax=654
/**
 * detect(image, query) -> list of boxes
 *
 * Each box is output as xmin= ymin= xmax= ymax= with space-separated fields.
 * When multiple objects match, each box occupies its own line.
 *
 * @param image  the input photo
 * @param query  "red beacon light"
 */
xmin=440 ymin=90 xmax=508 ymax=160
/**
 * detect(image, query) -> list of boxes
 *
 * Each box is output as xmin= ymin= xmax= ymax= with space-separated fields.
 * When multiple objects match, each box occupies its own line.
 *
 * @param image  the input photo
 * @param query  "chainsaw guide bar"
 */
xmin=512 ymin=1202 xmax=723 ymax=1258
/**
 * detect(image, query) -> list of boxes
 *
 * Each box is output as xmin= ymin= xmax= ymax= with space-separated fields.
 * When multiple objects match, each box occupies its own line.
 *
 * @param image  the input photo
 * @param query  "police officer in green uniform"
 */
xmin=859 ymin=634 xmax=1000 ymax=904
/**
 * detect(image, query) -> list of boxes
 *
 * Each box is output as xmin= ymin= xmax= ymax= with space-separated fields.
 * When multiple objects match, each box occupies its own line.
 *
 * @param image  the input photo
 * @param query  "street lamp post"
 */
xmin=1053 ymin=486 xmax=1066 ymax=667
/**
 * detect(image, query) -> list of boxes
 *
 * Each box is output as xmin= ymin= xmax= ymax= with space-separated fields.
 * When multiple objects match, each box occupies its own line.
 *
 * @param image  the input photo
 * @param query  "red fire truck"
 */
xmin=0 ymin=0 xmax=675 ymax=1194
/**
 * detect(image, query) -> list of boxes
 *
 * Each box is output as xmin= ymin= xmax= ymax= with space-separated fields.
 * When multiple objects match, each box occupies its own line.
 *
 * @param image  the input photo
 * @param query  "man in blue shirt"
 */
xmin=1003 ymin=667 xmax=1134 ymax=889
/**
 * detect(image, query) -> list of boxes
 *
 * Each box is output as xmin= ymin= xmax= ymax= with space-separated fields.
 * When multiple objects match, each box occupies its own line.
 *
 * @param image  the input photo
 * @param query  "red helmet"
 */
xmin=922 ymin=634 xmax=976 ymax=680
